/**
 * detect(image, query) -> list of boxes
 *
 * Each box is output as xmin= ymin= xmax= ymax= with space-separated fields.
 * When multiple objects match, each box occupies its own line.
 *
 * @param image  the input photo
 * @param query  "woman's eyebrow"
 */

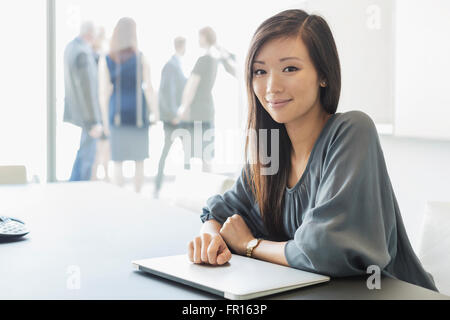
xmin=279 ymin=57 xmax=303 ymax=62
xmin=253 ymin=57 xmax=303 ymax=65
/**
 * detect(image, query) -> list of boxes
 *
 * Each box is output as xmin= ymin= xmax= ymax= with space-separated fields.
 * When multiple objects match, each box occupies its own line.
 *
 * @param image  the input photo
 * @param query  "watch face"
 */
xmin=248 ymin=239 xmax=258 ymax=248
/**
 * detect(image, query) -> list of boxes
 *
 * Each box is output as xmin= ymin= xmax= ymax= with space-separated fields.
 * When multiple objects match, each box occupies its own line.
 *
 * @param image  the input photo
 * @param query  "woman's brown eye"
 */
xmin=253 ymin=69 xmax=266 ymax=76
xmin=284 ymin=66 xmax=299 ymax=72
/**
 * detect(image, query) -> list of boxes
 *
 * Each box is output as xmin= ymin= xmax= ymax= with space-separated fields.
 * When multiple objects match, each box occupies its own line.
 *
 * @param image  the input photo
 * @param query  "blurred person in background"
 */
xmin=92 ymin=26 xmax=105 ymax=65
xmin=91 ymin=26 xmax=111 ymax=182
xmin=64 ymin=21 xmax=103 ymax=181
xmin=154 ymin=36 xmax=188 ymax=199
xmin=174 ymin=26 xmax=236 ymax=173
xmin=98 ymin=17 xmax=157 ymax=193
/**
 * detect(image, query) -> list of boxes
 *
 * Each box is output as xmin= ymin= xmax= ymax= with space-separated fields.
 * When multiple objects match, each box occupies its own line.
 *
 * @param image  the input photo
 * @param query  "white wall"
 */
xmin=379 ymin=134 xmax=450 ymax=251
xmin=308 ymin=0 xmax=395 ymax=125
xmin=386 ymin=0 xmax=450 ymax=252
xmin=395 ymin=0 xmax=450 ymax=140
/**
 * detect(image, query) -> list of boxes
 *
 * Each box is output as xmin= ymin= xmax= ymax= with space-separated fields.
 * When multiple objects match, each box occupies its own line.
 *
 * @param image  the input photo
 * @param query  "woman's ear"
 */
xmin=319 ymin=79 xmax=327 ymax=87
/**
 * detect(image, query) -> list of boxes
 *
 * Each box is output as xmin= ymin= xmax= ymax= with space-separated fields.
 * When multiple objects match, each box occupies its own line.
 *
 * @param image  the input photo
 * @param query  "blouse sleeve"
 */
xmin=200 ymin=166 xmax=267 ymax=238
xmin=285 ymin=111 xmax=396 ymax=277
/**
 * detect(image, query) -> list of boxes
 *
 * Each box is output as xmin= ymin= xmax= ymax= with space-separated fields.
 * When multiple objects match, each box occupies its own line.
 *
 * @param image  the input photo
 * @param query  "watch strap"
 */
xmin=246 ymin=238 xmax=262 ymax=257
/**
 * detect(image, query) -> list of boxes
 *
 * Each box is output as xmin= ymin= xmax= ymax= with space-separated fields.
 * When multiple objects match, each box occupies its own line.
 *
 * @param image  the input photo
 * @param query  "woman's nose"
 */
xmin=266 ymin=73 xmax=283 ymax=94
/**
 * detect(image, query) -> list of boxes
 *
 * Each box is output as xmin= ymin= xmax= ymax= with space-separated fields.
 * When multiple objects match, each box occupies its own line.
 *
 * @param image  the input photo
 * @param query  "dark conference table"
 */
xmin=0 ymin=182 xmax=448 ymax=300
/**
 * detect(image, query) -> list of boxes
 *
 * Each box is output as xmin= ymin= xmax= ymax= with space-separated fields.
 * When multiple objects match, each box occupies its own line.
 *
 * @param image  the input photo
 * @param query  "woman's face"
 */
xmin=252 ymin=36 xmax=324 ymax=124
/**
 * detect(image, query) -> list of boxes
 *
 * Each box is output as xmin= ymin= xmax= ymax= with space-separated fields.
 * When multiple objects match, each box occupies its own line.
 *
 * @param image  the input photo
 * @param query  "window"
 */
xmin=55 ymin=0 xmax=290 ymax=184
xmin=0 ymin=0 xmax=47 ymax=182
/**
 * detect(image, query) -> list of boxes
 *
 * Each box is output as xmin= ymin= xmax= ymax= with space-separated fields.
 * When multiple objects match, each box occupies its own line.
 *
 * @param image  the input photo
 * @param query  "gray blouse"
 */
xmin=200 ymin=111 xmax=437 ymax=292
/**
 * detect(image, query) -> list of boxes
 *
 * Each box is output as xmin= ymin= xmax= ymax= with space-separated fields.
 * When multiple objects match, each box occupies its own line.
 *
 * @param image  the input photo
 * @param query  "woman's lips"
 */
xmin=268 ymin=99 xmax=292 ymax=109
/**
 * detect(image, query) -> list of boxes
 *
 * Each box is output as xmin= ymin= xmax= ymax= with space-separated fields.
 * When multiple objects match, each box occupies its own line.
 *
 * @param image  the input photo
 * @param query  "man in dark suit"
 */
xmin=154 ymin=37 xmax=188 ymax=198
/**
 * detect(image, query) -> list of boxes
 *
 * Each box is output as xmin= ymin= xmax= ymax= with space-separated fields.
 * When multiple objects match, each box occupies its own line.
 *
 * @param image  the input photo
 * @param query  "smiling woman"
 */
xmin=188 ymin=9 xmax=438 ymax=293
xmin=245 ymin=11 xmax=341 ymax=238
xmin=252 ymin=38 xmax=326 ymax=123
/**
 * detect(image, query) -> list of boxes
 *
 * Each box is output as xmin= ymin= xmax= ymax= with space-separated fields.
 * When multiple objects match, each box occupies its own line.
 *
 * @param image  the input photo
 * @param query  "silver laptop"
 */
xmin=132 ymin=254 xmax=330 ymax=300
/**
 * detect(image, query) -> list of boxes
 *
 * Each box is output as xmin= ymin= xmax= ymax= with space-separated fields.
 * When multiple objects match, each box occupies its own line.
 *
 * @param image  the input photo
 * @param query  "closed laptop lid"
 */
xmin=132 ymin=254 xmax=330 ymax=300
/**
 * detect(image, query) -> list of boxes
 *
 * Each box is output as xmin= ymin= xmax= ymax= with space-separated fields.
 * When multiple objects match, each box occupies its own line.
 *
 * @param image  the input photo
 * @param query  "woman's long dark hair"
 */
xmin=244 ymin=9 xmax=341 ymax=240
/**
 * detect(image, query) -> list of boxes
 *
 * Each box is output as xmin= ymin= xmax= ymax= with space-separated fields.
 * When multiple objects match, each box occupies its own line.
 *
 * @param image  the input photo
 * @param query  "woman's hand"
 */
xmin=219 ymin=214 xmax=254 ymax=256
xmin=171 ymin=116 xmax=180 ymax=126
xmin=89 ymin=124 xmax=103 ymax=139
xmin=188 ymin=233 xmax=232 ymax=265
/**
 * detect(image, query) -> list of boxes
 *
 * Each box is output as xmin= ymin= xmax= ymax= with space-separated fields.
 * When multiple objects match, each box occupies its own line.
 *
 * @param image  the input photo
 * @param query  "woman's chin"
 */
xmin=268 ymin=112 xmax=290 ymax=124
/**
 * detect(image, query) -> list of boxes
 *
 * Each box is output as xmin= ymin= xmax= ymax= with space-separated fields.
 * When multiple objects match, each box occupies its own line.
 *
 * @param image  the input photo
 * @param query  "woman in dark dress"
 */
xmin=99 ymin=17 xmax=156 ymax=193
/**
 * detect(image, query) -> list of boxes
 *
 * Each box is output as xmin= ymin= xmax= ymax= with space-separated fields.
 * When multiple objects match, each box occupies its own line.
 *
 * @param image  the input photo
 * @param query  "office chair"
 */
xmin=0 ymin=165 xmax=27 ymax=185
xmin=167 ymin=170 xmax=235 ymax=213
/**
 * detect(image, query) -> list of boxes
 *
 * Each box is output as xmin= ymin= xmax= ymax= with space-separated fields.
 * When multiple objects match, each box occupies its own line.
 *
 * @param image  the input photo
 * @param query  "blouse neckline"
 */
xmin=286 ymin=112 xmax=339 ymax=193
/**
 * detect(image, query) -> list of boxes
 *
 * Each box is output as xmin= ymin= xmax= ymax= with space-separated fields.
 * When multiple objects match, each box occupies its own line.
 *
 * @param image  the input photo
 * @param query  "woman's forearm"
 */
xmin=251 ymin=240 xmax=289 ymax=267
xmin=178 ymin=74 xmax=200 ymax=119
xmin=142 ymin=56 xmax=158 ymax=120
xmin=200 ymin=219 xmax=222 ymax=236
xmin=200 ymin=220 xmax=290 ymax=267
xmin=98 ymin=57 xmax=112 ymax=131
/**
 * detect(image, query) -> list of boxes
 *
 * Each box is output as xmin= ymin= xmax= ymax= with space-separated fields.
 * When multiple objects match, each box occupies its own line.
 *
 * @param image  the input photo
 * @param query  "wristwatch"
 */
xmin=246 ymin=238 xmax=262 ymax=258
